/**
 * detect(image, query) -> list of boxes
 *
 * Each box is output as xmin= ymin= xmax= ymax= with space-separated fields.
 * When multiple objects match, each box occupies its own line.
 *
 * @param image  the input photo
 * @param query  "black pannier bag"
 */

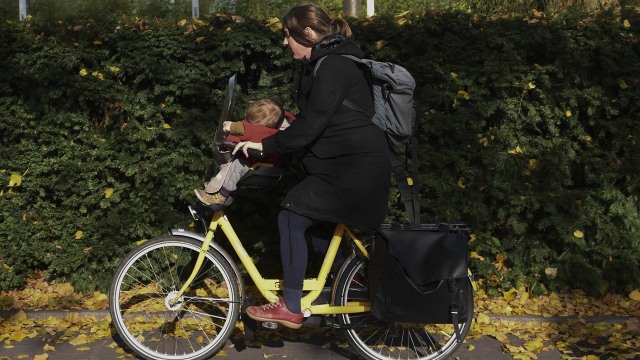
xmin=369 ymin=223 xmax=472 ymax=335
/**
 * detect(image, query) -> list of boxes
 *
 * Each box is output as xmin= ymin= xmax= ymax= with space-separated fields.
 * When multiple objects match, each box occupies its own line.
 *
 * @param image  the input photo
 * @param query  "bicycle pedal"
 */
xmin=261 ymin=322 xmax=278 ymax=329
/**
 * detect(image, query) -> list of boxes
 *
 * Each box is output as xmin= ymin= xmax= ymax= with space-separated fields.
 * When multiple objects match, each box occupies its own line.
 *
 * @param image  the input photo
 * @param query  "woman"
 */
xmin=235 ymin=3 xmax=391 ymax=329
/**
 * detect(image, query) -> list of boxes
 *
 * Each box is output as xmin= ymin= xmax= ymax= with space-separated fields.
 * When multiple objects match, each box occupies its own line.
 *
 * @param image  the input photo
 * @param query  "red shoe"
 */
xmin=245 ymin=297 xmax=303 ymax=329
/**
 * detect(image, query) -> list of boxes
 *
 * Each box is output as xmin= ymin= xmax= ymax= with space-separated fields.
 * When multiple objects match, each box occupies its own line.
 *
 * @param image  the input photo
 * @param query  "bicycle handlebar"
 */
xmin=219 ymin=141 xmax=265 ymax=159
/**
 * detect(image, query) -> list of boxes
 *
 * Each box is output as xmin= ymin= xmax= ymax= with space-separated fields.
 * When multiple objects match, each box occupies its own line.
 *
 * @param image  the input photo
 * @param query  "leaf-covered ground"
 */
xmin=1 ymin=273 xmax=639 ymax=359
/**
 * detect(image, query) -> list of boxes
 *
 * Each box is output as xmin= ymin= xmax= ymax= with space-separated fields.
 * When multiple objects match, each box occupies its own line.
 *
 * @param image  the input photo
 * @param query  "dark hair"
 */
xmin=282 ymin=3 xmax=353 ymax=47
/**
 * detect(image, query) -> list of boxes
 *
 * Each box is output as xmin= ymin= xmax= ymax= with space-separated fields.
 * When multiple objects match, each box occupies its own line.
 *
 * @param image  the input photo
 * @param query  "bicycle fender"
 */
xmin=170 ymin=228 xmax=245 ymax=302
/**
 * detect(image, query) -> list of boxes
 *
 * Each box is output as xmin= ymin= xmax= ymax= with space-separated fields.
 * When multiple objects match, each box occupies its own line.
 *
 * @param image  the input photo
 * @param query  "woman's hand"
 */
xmin=233 ymin=141 xmax=263 ymax=157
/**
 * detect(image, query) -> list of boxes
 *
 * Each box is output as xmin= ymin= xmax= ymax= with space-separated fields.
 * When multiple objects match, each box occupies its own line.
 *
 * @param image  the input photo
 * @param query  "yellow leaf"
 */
xmin=457 ymin=177 xmax=466 ymax=189
xmin=75 ymin=230 xmax=83 ymax=239
xmin=584 ymin=135 xmax=592 ymax=142
xmin=468 ymin=344 xmax=475 ymax=351
xmin=108 ymin=66 xmax=120 ymax=72
xmin=69 ymin=334 xmax=90 ymax=346
xmin=34 ymin=354 xmax=49 ymax=360
xmin=263 ymin=354 xmax=274 ymax=358
xmin=519 ymin=291 xmax=530 ymax=305
xmin=9 ymin=330 xmax=28 ymax=341
xmin=178 ymin=19 xmax=187 ymax=27
xmin=565 ymin=109 xmax=572 ymax=117
xmin=623 ymin=19 xmax=631 ymax=28
xmin=105 ymin=188 xmax=114 ymax=198
xmin=163 ymin=123 xmax=171 ymax=129
xmin=629 ymin=289 xmax=640 ymax=302
xmin=43 ymin=344 xmax=56 ymax=352
xmin=508 ymin=145 xmax=522 ymax=155
xmin=11 ymin=309 xmax=27 ymax=321
xmin=586 ymin=356 xmax=599 ymax=360
xmin=528 ymin=159 xmax=538 ymax=170
xmin=9 ymin=172 xmax=22 ymax=186
xmin=79 ymin=68 xmax=88 ymax=76
xmin=92 ymin=39 xmax=102 ymax=45
xmin=450 ymin=72 xmax=458 ymax=78
xmin=56 ymin=282 xmax=74 ymax=296
xmin=136 ymin=239 xmax=147 ymax=245
xmin=573 ymin=230 xmax=584 ymax=238
xmin=523 ymin=339 xmax=543 ymax=352
xmin=476 ymin=312 xmax=490 ymax=324
xmin=195 ymin=36 xmax=206 ymax=43
xmin=528 ymin=82 xmax=536 ymax=89
xmin=503 ymin=288 xmax=518 ymax=301
xmin=470 ymin=251 xmax=484 ymax=261
xmin=619 ymin=80 xmax=629 ymax=89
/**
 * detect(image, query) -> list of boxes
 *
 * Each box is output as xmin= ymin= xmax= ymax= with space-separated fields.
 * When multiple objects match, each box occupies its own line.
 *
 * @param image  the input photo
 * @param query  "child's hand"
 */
xmin=222 ymin=121 xmax=231 ymax=132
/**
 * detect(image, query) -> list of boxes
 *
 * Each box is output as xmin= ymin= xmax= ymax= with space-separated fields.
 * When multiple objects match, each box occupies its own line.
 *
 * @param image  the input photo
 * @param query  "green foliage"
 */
xmin=1 ymin=8 xmax=639 ymax=297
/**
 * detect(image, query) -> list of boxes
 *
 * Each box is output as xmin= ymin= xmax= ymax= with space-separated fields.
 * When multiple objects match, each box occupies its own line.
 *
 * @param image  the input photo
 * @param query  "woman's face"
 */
xmin=283 ymin=28 xmax=312 ymax=60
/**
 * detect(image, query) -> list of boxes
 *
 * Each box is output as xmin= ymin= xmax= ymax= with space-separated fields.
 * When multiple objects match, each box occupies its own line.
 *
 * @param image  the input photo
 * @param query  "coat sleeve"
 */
xmin=262 ymin=56 xmax=358 ymax=154
xmin=227 ymin=120 xmax=277 ymax=143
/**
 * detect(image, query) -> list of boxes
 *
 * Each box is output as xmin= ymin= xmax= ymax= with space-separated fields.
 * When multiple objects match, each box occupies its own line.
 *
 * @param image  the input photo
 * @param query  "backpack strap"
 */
xmin=390 ymin=136 xmax=420 ymax=229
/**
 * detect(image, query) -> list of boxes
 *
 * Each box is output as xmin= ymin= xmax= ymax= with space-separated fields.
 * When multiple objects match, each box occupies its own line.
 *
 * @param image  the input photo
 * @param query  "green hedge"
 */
xmin=1 ymin=9 xmax=639 ymax=296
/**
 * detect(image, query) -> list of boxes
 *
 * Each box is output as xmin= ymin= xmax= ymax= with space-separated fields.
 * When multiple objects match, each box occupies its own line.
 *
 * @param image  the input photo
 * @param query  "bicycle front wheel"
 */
xmin=333 ymin=254 xmax=474 ymax=360
xmin=109 ymin=235 xmax=241 ymax=360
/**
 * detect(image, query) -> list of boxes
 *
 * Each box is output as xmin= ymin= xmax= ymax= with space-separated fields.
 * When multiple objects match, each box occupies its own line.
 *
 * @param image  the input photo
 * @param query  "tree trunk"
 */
xmin=343 ymin=0 xmax=361 ymax=17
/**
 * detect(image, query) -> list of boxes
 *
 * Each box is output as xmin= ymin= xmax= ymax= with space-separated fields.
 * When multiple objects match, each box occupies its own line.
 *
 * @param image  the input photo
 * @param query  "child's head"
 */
xmin=245 ymin=99 xmax=284 ymax=129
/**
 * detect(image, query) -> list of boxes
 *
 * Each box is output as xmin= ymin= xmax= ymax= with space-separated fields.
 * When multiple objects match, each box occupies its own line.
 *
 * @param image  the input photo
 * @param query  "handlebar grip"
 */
xmin=246 ymin=148 xmax=265 ymax=159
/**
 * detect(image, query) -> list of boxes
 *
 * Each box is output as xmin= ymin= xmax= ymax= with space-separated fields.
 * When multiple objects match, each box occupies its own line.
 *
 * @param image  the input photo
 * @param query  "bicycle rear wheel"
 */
xmin=109 ymin=236 xmax=241 ymax=360
xmin=333 ymin=254 xmax=474 ymax=360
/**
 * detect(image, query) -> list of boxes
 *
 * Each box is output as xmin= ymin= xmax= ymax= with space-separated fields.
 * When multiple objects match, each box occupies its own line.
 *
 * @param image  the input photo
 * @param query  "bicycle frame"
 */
xmin=171 ymin=209 xmax=371 ymax=316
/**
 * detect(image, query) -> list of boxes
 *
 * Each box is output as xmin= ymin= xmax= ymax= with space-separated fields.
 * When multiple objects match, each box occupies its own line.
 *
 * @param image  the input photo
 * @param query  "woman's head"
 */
xmin=282 ymin=3 xmax=352 ymax=59
xmin=245 ymin=99 xmax=285 ymax=129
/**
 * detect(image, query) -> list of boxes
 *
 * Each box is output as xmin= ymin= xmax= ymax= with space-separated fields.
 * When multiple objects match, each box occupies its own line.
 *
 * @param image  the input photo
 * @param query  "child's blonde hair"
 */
xmin=245 ymin=99 xmax=284 ymax=128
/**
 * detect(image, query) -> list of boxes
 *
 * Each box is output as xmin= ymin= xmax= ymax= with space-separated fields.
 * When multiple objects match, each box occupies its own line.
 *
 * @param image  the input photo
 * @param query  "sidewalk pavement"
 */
xmin=1 ymin=309 xmax=632 ymax=360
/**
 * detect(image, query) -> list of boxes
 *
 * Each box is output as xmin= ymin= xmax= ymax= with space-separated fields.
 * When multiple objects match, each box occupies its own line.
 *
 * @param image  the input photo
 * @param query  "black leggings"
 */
xmin=278 ymin=209 xmax=344 ymax=313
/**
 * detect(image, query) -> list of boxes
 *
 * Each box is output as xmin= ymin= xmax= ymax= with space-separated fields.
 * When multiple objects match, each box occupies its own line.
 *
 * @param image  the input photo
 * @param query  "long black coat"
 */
xmin=262 ymin=36 xmax=391 ymax=232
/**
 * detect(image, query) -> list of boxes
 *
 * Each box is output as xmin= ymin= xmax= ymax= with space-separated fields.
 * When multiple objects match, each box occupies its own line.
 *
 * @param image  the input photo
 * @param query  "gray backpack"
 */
xmin=314 ymin=55 xmax=417 ymax=147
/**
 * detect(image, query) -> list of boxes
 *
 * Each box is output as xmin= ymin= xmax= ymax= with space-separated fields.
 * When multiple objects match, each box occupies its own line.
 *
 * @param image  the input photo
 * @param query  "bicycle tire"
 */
xmin=109 ymin=235 xmax=241 ymax=360
xmin=332 ymin=253 xmax=474 ymax=360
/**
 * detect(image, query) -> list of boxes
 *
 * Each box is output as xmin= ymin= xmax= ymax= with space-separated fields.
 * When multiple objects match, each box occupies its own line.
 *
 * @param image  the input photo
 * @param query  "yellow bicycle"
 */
xmin=108 ymin=200 xmax=474 ymax=360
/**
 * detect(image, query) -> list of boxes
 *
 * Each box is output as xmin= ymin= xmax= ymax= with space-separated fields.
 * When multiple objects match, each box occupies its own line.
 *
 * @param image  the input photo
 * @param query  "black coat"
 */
xmin=262 ymin=36 xmax=391 ymax=232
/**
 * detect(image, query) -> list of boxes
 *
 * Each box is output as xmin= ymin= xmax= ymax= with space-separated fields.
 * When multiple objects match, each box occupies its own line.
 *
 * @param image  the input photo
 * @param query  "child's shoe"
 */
xmin=194 ymin=189 xmax=227 ymax=206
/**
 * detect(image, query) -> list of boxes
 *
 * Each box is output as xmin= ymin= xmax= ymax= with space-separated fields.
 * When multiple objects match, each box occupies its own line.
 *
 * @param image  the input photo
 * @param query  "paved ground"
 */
xmin=2 ymin=326 xmax=556 ymax=360
xmin=0 ymin=310 xmax=579 ymax=360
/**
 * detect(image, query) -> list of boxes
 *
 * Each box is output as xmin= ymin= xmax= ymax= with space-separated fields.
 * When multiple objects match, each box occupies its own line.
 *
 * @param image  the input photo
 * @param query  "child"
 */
xmin=195 ymin=98 xmax=291 ymax=206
